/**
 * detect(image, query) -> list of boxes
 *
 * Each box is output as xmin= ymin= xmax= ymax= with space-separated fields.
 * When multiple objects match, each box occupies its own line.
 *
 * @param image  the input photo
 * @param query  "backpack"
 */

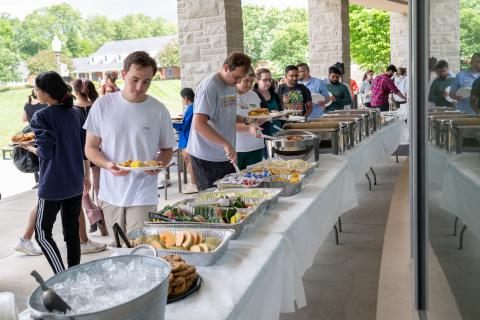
xmin=12 ymin=126 xmax=39 ymax=173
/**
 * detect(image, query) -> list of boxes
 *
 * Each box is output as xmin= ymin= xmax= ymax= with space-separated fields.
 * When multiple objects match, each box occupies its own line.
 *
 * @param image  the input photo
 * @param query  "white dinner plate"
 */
xmin=444 ymin=86 xmax=456 ymax=103
xmin=324 ymin=92 xmax=333 ymax=107
xmin=311 ymin=93 xmax=326 ymax=104
xmin=456 ymin=87 xmax=471 ymax=99
xmin=117 ymin=165 xmax=164 ymax=171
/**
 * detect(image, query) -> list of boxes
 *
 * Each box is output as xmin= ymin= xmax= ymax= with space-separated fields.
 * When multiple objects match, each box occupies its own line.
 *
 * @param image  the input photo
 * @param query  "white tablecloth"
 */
xmin=20 ymin=124 xmax=401 ymax=320
xmin=339 ymin=120 xmax=403 ymax=182
xmin=429 ymin=146 xmax=480 ymax=240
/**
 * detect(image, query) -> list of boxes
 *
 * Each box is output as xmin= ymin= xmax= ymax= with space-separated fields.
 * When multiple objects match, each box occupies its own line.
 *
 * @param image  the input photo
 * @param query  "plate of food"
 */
xmin=11 ymin=132 xmax=35 ymax=146
xmin=117 ymin=160 xmax=164 ymax=171
xmin=245 ymin=108 xmax=281 ymax=121
xmin=162 ymin=255 xmax=202 ymax=303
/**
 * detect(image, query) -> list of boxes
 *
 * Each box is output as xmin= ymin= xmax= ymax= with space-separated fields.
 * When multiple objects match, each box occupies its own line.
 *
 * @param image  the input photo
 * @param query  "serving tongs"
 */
xmin=113 ymin=223 xmax=133 ymax=248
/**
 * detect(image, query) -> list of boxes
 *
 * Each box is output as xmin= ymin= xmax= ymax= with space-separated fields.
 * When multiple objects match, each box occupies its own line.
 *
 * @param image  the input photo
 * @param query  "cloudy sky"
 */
xmin=0 ymin=0 xmax=306 ymax=21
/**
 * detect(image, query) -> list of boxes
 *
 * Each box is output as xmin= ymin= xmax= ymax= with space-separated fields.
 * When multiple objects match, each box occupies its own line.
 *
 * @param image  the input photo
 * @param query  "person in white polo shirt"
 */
xmin=235 ymin=68 xmax=264 ymax=170
xmin=84 ymin=51 xmax=175 ymax=234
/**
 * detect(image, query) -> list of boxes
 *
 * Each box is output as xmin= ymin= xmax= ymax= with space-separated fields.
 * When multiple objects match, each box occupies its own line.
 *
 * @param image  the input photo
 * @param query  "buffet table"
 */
xmin=340 ymin=119 xmax=404 ymax=182
xmin=166 ymin=155 xmax=357 ymax=319
xmin=20 ymin=121 xmax=402 ymax=320
xmin=428 ymin=144 xmax=480 ymax=241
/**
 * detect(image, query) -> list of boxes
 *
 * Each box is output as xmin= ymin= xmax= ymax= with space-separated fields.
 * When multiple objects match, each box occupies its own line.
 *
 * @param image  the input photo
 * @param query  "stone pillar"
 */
xmin=177 ymin=0 xmax=244 ymax=90
xmin=429 ymin=0 xmax=460 ymax=73
xmin=390 ymin=12 xmax=408 ymax=68
xmin=308 ymin=0 xmax=351 ymax=83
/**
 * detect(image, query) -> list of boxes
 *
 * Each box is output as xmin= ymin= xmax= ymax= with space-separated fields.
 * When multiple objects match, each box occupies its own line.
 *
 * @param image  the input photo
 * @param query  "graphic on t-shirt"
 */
xmin=220 ymin=95 xmax=237 ymax=108
xmin=281 ymin=90 xmax=304 ymax=111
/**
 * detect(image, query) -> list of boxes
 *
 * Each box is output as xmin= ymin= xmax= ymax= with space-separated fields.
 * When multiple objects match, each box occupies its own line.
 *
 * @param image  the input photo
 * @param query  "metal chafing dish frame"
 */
xmin=428 ymin=112 xmax=467 ymax=143
xmin=282 ymin=122 xmax=348 ymax=155
xmin=266 ymin=129 xmax=320 ymax=161
xmin=432 ymin=114 xmax=480 ymax=147
xmin=327 ymin=109 xmax=380 ymax=135
xmin=311 ymin=118 xmax=358 ymax=147
xmin=446 ymin=119 xmax=480 ymax=154
xmin=320 ymin=115 xmax=365 ymax=142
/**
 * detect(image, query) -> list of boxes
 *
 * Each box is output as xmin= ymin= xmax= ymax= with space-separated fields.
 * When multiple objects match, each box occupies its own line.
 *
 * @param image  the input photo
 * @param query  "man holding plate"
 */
xmin=84 ymin=51 xmax=175 ymax=234
xmin=449 ymin=53 xmax=480 ymax=114
xmin=297 ymin=63 xmax=330 ymax=119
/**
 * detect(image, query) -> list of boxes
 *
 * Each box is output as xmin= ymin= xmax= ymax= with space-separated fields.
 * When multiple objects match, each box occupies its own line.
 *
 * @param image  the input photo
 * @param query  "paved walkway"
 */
xmin=0 ymin=166 xmax=189 ymax=312
xmin=0 ymin=158 xmax=36 ymax=199
xmin=1 ymin=158 xmax=404 ymax=319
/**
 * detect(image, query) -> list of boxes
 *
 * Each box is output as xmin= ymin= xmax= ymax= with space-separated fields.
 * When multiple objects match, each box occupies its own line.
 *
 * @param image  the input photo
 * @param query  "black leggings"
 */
xmin=35 ymin=195 xmax=82 ymax=274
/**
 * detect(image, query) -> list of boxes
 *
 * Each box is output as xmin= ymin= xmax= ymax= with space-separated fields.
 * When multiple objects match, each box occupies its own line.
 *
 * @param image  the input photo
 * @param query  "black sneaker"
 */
xmin=32 ymin=184 xmax=38 ymax=189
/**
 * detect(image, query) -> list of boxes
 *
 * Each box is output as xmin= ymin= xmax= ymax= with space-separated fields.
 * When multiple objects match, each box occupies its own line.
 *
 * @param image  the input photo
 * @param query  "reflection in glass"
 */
xmin=427 ymin=0 xmax=480 ymax=318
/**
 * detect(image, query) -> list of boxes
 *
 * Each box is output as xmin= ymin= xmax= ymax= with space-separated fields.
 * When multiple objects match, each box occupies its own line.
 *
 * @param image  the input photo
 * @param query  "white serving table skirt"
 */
xmin=20 ymin=123 xmax=401 ymax=320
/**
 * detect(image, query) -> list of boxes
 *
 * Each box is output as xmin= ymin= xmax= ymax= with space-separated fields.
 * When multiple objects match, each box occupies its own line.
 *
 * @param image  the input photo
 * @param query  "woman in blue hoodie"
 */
xmin=22 ymin=71 xmax=84 ymax=274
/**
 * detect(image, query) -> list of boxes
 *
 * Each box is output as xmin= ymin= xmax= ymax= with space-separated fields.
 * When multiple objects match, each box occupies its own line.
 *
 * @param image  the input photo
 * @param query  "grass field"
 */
xmin=0 ymin=80 xmax=182 ymax=147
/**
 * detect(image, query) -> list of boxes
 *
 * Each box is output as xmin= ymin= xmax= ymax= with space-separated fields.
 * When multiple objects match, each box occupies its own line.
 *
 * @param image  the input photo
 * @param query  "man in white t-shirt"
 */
xmin=187 ymin=51 xmax=254 ymax=191
xmin=236 ymin=68 xmax=264 ymax=170
xmin=84 ymin=51 xmax=175 ymax=234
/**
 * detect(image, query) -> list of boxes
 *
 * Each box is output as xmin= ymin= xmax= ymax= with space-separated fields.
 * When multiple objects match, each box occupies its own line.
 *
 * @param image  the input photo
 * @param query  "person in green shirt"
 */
xmin=326 ymin=66 xmax=352 ymax=112
xmin=470 ymin=77 xmax=480 ymax=114
xmin=428 ymin=60 xmax=455 ymax=107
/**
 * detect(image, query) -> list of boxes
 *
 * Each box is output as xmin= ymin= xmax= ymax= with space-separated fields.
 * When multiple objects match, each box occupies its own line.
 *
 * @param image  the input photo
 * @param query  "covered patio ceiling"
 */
xmin=351 ymin=0 xmax=408 ymax=14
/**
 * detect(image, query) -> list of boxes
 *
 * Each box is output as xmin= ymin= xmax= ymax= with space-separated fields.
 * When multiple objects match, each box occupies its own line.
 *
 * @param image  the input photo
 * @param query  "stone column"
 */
xmin=429 ymin=0 xmax=460 ymax=73
xmin=177 ymin=0 xmax=244 ymax=90
xmin=390 ymin=12 xmax=408 ymax=68
xmin=308 ymin=0 xmax=351 ymax=83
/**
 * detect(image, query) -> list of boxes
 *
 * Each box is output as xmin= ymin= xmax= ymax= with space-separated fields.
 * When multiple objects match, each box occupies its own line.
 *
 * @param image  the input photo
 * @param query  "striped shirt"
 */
xmin=371 ymin=74 xmax=400 ymax=107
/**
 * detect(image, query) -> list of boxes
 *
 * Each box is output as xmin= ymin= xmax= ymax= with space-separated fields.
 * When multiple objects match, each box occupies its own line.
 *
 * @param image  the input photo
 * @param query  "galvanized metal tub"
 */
xmin=28 ymin=254 xmax=170 ymax=320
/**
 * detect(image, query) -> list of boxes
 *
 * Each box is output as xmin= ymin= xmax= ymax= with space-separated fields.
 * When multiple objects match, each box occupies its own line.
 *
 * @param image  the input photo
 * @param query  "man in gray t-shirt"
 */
xmin=187 ymin=52 xmax=253 ymax=191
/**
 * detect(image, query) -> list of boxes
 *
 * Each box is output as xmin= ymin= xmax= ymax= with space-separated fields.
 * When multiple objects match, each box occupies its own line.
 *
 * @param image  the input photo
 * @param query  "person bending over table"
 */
xmin=187 ymin=51 xmax=257 ymax=191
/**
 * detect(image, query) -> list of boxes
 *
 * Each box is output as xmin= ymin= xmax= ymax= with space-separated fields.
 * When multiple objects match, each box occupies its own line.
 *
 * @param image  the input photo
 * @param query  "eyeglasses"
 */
xmin=260 ymin=78 xmax=273 ymax=82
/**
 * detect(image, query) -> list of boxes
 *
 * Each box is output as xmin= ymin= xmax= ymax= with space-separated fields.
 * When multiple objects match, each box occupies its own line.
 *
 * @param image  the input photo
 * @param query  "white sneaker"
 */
xmin=81 ymin=240 xmax=107 ymax=254
xmin=182 ymin=183 xmax=198 ymax=194
xmin=14 ymin=238 xmax=43 ymax=256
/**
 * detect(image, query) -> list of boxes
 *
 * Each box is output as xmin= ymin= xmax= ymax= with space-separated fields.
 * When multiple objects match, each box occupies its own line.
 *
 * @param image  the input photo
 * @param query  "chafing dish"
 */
xmin=313 ymin=116 xmax=363 ymax=143
xmin=283 ymin=122 xmax=348 ymax=155
xmin=308 ymin=119 xmax=355 ymax=149
xmin=430 ymin=113 xmax=476 ymax=145
xmin=327 ymin=108 xmax=380 ymax=134
xmin=324 ymin=113 xmax=368 ymax=139
xmin=428 ymin=107 xmax=457 ymax=113
xmin=446 ymin=118 xmax=480 ymax=154
xmin=266 ymin=130 xmax=319 ymax=161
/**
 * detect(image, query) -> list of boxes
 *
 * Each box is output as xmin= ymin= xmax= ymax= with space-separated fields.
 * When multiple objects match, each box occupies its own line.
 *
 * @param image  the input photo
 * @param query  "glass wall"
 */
xmin=414 ymin=0 xmax=480 ymax=318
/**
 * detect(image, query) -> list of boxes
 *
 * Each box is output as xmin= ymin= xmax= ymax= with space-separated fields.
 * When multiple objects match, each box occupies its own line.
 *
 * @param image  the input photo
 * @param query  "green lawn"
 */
xmin=0 ymin=80 xmax=182 ymax=147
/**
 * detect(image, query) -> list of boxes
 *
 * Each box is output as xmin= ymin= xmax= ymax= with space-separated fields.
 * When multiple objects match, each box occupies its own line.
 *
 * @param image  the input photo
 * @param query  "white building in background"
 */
xmin=71 ymin=35 xmax=178 ymax=81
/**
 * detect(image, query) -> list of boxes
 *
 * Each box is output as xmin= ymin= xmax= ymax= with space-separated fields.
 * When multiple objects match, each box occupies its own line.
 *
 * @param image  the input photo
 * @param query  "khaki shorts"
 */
xmin=98 ymin=200 xmax=157 ymax=235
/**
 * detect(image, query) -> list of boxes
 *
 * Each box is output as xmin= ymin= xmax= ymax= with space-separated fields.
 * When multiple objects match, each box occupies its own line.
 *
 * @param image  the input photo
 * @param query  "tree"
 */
xmin=267 ymin=22 xmax=308 ymax=72
xmin=0 ymin=48 xmax=21 ymax=83
xmin=26 ymin=50 xmax=73 ymax=75
xmin=15 ymin=4 xmax=84 ymax=58
xmin=242 ymin=5 xmax=308 ymax=73
xmin=349 ymin=5 xmax=391 ymax=74
xmin=460 ymin=0 xmax=480 ymax=60
xmin=157 ymin=39 xmax=179 ymax=67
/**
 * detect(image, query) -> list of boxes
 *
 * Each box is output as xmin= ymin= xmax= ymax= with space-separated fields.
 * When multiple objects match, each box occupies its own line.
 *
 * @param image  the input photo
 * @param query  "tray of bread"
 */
xmin=10 ymin=132 xmax=35 ymax=146
xmin=110 ymin=227 xmax=234 ymax=266
xmin=246 ymin=159 xmax=316 ymax=176
xmin=163 ymin=255 xmax=202 ymax=303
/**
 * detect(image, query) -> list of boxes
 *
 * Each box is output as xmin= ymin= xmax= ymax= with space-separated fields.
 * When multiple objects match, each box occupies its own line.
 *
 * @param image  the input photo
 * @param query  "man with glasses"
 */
xmin=276 ymin=65 xmax=312 ymax=118
xmin=187 ymin=51 xmax=255 ymax=191
xmin=297 ymin=62 xmax=330 ymax=119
